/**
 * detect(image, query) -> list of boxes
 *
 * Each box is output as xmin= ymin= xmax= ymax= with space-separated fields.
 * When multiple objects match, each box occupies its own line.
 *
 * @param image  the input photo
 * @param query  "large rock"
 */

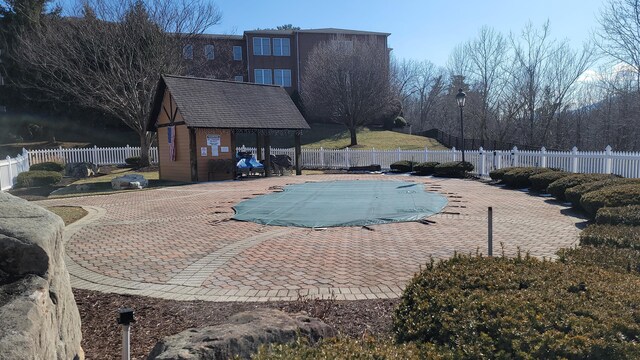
xmin=147 ymin=309 xmax=335 ymax=360
xmin=0 ymin=193 xmax=83 ymax=360
xmin=65 ymin=162 xmax=98 ymax=178
xmin=111 ymin=174 xmax=149 ymax=190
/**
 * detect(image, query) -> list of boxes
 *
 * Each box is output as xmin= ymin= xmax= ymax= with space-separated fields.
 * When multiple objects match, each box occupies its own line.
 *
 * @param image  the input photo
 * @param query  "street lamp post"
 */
xmin=455 ymin=88 xmax=466 ymax=163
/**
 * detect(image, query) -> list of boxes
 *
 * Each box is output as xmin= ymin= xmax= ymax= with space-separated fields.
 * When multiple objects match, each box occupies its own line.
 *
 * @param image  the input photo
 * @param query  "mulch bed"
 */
xmin=74 ymin=289 xmax=398 ymax=360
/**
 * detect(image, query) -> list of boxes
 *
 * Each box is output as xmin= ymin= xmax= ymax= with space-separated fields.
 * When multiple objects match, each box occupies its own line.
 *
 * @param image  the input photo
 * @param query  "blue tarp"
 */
xmin=233 ymin=180 xmax=448 ymax=228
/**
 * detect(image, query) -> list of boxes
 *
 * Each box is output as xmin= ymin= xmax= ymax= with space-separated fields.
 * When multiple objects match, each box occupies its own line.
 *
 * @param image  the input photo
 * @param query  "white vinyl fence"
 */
xmin=0 ymin=149 xmax=30 ymax=191
xmin=1 ymin=144 xmax=638 ymax=191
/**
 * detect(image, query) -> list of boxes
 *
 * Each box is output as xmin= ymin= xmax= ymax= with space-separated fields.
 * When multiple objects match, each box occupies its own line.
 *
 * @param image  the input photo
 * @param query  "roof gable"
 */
xmin=149 ymin=75 xmax=309 ymax=131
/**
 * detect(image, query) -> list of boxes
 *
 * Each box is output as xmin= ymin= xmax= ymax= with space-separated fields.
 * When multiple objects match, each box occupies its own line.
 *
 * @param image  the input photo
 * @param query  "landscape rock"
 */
xmin=0 ymin=193 xmax=83 ymax=360
xmin=147 ymin=309 xmax=335 ymax=360
xmin=65 ymin=162 xmax=99 ymax=178
xmin=111 ymin=174 xmax=149 ymax=190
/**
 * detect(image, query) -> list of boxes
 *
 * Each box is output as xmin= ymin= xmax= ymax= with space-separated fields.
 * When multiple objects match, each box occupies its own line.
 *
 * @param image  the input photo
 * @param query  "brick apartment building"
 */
xmin=181 ymin=28 xmax=391 ymax=96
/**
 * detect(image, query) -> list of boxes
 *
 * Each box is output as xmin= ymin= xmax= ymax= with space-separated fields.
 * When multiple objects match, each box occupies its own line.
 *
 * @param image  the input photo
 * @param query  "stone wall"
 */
xmin=0 ymin=193 xmax=83 ymax=360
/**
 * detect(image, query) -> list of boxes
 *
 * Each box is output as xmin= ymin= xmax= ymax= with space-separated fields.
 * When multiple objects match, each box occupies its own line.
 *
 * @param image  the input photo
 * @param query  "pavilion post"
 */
xmin=256 ymin=133 xmax=263 ymax=161
xmin=294 ymin=131 xmax=302 ymax=175
xmin=264 ymin=133 xmax=271 ymax=177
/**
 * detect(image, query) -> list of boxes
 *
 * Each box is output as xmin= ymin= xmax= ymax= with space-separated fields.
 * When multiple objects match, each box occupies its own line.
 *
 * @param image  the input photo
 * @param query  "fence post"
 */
xmin=571 ymin=146 xmax=579 ymax=173
xmin=320 ymin=147 xmax=325 ymax=168
xmin=452 ymin=147 xmax=457 ymax=161
xmin=397 ymin=147 xmax=401 ymax=162
xmin=23 ymin=148 xmax=30 ymax=169
xmin=372 ymin=148 xmax=377 ymax=165
xmin=345 ymin=147 xmax=350 ymax=168
xmin=540 ymin=147 xmax=547 ymax=168
xmin=126 ymin=145 xmax=131 ymax=159
xmin=6 ymin=156 xmax=13 ymax=189
xmin=605 ymin=145 xmax=613 ymax=174
xmin=92 ymin=145 xmax=98 ymax=165
xmin=58 ymin=146 xmax=63 ymax=163
xmin=424 ymin=147 xmax=428 ymax=162
xmin=479 ymin=147 xmax=486 ymax=176
xmin=511 ymin=146 xmax=519 ymax=167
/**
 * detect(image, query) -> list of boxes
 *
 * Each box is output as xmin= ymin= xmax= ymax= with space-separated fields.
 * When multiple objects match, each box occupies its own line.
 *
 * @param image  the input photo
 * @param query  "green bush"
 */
xmin=596 ymin=205 xmax=640 ymax=226
xmin=15 ymin=170 xmax=63 ymax=188
xmin=529 ymin=171 xmax=571 ymax=191
xmin=412 ymin=162 xmax=439 ymax=176
xmin=390 ymin=160 xmax=416 ymax=173
xmin=125 ymin=156 xmax=141 ymax=167
xmin=566 ymin=178 xmax=640 ymax=208
xmin=433 ymin=161 xmax=473 ymax=178
xmin=558 ymin=246 xmax=640 ymax=275
xmin=502 ymin=167 xmax=554 ymax=188
xmin=393 ymin=116 xmax=407 ymax=128
xmin=580 ymin=224 xmax=640 ymax=250
xmin=253 ymin=337 xmax=447 ymax=360
xmin=29 ymin=161 xmax=64 ymax=172
xmin=580 ymin=184 xmax=640 ymax=217
xmin=489 ymin=167 xmax=532 ymax=182
xmin=394 ymin=254 xmax=640 ymax=359
xmin=547 ymin=173 xmax=614 ymax=200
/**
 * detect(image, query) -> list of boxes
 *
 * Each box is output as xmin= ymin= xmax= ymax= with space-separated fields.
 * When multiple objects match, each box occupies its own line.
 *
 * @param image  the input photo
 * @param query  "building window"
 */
xmin=274 ymin=69 xmax=292 ymax=87
xmin=253 ymin=37 xmax=271 ymax=56
xmin=273 ymin=38 xmax=290 ymax=56
xmin=254 ymin=69 xmax=272 ymax=84
xmin=183 ymin=44 xmax=193 ymax=60
xmin=234 ymin=75 xmax=243 ymax=82
xmin=233 ymin=46 xmax=243 ymax=61
xmin=204 ymin=45 xmax=215 ymax=60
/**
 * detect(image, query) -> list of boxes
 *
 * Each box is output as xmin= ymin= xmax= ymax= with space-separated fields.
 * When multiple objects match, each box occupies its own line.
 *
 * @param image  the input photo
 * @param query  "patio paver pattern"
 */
xmin=37 ymin=175 xmax=584 ymax=302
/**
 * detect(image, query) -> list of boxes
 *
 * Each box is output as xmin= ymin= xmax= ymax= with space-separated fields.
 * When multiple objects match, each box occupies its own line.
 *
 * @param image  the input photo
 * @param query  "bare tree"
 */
xmin=302 ymin=37 xmax=394 ymax=146
xmin=8 ymin=0 xmax=221 ymax=166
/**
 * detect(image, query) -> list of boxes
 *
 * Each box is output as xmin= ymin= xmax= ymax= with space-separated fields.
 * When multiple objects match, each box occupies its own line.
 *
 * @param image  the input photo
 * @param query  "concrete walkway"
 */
xmin=38 ymin=174 xmax=584 ymax=302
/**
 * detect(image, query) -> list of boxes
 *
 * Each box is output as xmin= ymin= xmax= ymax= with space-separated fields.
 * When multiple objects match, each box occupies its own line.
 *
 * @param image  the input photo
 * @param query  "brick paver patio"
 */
xmin=38 ymin=174 xmax=584 ymax=301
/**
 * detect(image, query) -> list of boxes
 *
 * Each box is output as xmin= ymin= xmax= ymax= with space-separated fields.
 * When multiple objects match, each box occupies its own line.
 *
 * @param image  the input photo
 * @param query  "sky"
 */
xmin=211 ymin=0 xmax=606 ymax=67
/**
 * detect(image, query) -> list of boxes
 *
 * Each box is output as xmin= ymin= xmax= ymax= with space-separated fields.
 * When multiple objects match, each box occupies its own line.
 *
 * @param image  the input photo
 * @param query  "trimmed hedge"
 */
xmin=547 ymin=173 xmax=614 ymax=200
xmin=433 ymin=161 xmax=473 ymax=178
xmin=253 ymin=337 xmax=446 ymax=360
xmin=29 ymin=161 xmax=64 ymax=172
xmin=502 ymin=167 xmax=554 ymax=188
xmin=15 ymin=170 xmax=62 ymax=188
xmin=580 ymin=224 xmax=640 ymax=250
xmin=390 ymin=160 xmax=416 ymax=173
xmin=529 ymin=171 xmax=571 ymax=191
xmin=580 ymin=184 xmax=640 ymax=217
xmin=566 ymin=178 xmax=640 ymax=208
xmin=394 ymin=254 xmax=640 ymax=359
xmin=596 ymin=205 xmax=640 ymax=226
xmin=412 ymin=162 xmax=439 ymax=176
xmin=558 ymin=246 xmax=640 ymax=275
xmin=125 ymin=156 xmax=141 ymax=167
xmin=489 ymin=167 xmax=515 ymax=181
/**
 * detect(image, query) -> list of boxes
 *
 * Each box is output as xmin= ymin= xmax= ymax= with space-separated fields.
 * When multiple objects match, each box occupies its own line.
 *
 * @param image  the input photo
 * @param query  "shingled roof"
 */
xmin=148 ymin=75 xmax=309 ymax=131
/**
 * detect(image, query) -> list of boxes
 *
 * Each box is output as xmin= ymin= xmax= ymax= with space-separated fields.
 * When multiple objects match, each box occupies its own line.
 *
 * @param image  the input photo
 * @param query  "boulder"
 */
xmin=0 ymin=193 xmax=83 ymax=360
xmin=147 ymin=309 xmax=335 ymax=360
xmin=111 ymin=174 xmax=149 ymax=190
xmin=65 ymin=162 xmax=99 ymax=178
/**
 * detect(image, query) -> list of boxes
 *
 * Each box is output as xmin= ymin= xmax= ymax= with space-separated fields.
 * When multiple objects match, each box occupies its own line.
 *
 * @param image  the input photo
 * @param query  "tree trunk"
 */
xmin=349 ymin=127 xmax=358 ymax=146
xmin=139 ymin=131 xmax=152 ymax=167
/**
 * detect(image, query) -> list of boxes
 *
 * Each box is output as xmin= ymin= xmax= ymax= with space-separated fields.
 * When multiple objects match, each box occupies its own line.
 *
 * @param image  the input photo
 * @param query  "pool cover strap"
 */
xmin=232 ymin=180 xmax=448 ymax=228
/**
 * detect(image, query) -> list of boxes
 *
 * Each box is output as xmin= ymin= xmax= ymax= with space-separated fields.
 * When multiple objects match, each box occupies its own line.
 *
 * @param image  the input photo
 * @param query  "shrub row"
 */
xmin=29 ymin=161 xmax=64 ymax=172
xmin=565 ymin=178 xmax=640 ymax=208
xmin=529 ymin=171 xmax=571 ymax=191
xmin=390 ymin=160 xmax=416 ymax=173
xmin=15 ymin=170 xmax=62 ymax=188
xmin=580 ymin=184 xmax=640 ymax=217
xmin=580 ymin=224 xmax=640 ymax=250
xmin=596 ymin=205 xmax=640 ymax=226
xmin=547 ymin=173 xmax=614 ymax=200
xmin=125 ymin=156 xmax=141 ymax=167
xmin=558 ymin=246 xmax=640 ymax=275
xmin=501 ymin=167 xmax=554 ymax=188
xmin=394 ymin=254 xmax=640 ymax=359
xmin=412 ymin=162 xmax=440 ymax=176
xmin=433 ymin=161 xmax=473 ymax=178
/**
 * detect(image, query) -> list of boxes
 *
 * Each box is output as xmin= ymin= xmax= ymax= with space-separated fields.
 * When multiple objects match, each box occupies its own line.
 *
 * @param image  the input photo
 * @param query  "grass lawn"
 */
xmin=47 ymin=206 xmax=88 ymax=226
xmin=236 ymin=123 xmax=447 ymax=150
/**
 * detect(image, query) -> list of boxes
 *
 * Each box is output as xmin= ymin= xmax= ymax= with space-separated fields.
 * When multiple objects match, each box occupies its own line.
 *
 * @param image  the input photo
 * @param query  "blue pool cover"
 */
xmin=233 ymin=180 xmax=448 ymax=228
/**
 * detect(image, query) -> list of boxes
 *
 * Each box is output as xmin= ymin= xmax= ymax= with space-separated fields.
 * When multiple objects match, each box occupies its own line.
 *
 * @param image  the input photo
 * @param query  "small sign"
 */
xmin=211 ymin=146 xmax=219 ymax=157
xmin=206 ymin=134 xmax=221 ymax=147
xmin=220 ymin=146 xmax=229 ymax=153
xmin=200 ymin=147 xmax=207 ymax=157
